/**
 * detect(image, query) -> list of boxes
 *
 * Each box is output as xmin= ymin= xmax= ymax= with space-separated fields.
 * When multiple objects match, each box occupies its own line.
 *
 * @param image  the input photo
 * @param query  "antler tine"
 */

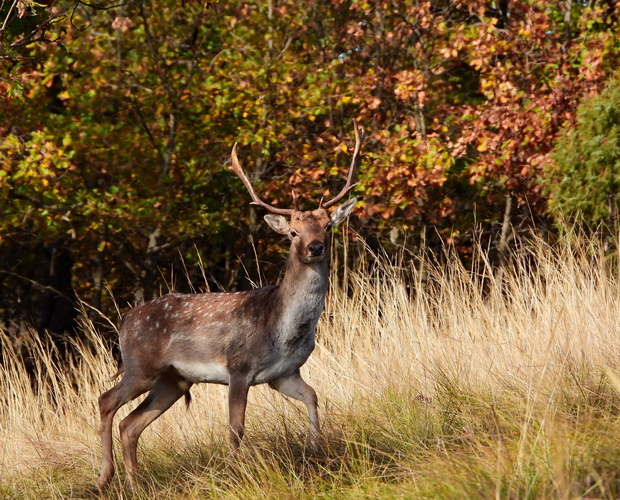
xmin=322 ymin=122 xmax=365 ymax=209
xmin=291 ymin=189 xmax=300 ymax=211
xmin=230 ymin=143 xmax=295 ymax=216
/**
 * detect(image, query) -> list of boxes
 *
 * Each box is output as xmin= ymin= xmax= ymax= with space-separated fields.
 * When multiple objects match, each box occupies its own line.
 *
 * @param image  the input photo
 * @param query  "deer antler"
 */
xmin=230 ymin=143 xmax=295 ymax=216
xmin=291 ymin=190 xmax=300 ymax=211
xmin=322 ymin=122 xmax=365 ymax=209
xmin=231 ymin=123 xmax=364 ymax=213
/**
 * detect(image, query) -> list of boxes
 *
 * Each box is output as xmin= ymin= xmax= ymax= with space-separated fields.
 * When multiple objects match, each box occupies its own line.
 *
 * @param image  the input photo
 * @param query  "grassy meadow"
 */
xmin=2 ymin=234 xmax=620 ymax=498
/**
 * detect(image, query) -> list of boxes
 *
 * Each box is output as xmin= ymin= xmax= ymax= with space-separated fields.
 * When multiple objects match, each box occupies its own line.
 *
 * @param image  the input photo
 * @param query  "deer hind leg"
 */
xmin=118 ymin=375 xmax=190 ymax=490
xmin=97 ymin=377 xmax=151 ymax=489
xmin=228 ymin=373 xmax=250 ymax=453
xmin=269 ymin=369 xmax=321 ymax=447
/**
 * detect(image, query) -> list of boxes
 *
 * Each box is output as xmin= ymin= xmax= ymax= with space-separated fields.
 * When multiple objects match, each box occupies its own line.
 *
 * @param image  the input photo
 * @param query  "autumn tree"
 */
xmin=1 ymin=0 xmax=620 ymax=337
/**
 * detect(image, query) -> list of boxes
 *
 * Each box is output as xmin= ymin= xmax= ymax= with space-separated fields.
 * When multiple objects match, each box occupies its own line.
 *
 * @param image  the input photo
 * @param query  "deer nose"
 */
xmin=308 ymin=241 xmax=325 ymax=257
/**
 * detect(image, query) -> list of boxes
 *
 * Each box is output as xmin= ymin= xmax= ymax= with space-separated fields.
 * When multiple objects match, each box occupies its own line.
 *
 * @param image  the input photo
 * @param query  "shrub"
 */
xmin=545 ymin=74 xmax=620 ymax=227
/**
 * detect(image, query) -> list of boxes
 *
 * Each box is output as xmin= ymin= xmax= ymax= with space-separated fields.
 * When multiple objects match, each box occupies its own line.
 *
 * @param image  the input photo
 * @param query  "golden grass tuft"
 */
xmin=2 ymin=233 xmax=620 ymax=498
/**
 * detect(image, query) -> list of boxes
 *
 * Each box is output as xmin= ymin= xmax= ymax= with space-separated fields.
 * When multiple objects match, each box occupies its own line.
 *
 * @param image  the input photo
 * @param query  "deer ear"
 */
xmin=264 ymin=214 xmax=290 ymax=235
xmin=330 ymin=198 xmax=357 ymax=226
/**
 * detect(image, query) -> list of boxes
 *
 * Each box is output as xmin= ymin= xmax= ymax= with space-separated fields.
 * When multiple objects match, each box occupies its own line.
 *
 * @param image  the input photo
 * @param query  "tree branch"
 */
xmin=0 ymin=270 xmax=74 ymax=303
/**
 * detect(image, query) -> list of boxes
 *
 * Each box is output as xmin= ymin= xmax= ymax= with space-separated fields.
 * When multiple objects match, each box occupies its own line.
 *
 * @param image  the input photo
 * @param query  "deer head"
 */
xmin=230 ymin=123 xmax=364 ymax=265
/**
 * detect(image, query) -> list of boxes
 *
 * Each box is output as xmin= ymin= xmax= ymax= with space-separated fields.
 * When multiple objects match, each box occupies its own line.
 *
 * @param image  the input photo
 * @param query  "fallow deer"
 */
xmin=96 ymin=124 xmax=364 ymax=489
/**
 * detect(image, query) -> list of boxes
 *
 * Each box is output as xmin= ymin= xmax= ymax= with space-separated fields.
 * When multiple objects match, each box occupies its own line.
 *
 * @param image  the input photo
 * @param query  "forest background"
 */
xmin=2 ymin=0 xmax=620 ymax=341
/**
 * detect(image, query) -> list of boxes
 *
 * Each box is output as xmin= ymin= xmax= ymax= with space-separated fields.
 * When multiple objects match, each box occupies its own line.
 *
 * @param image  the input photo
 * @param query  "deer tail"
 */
xmin=108 ymin=363 xmax=124 ymax=382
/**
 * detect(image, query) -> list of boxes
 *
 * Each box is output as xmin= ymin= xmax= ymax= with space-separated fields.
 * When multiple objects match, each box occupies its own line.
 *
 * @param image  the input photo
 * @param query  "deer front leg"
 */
xmin=228 ymin=373 xmax=250 ymax=452
xmin=269 ymin=369 xmax=321 ymax=447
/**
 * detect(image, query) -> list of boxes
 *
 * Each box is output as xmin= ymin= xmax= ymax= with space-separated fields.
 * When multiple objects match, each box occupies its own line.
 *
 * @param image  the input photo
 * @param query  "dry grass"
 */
xmin=2 ymin=234 xmax=620 ymax=498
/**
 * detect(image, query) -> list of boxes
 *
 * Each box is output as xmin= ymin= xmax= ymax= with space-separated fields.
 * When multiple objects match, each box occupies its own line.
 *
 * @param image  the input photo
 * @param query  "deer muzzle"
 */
xmin=308 ymin=241 xmax=325 ymax=257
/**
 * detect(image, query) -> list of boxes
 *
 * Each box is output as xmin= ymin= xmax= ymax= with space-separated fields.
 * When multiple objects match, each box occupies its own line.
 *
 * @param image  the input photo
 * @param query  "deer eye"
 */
xmin=290 ymin=230 xmax=298 ymax=238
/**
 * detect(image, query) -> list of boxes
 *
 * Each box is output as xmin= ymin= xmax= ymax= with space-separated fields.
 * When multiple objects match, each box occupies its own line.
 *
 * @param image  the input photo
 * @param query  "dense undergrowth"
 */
xmin=2 ymin=235 xmax=620 ymax=499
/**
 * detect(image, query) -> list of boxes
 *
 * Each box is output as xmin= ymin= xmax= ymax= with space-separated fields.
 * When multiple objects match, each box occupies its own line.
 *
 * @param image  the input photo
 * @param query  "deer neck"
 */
xmin=276 ymin=246 xmax=329 ymax=337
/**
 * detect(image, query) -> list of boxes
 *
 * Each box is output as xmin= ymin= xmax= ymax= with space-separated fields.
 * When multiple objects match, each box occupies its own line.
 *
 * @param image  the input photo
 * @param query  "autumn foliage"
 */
xmin=1 ymin=0 xmax=619 ymax=333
